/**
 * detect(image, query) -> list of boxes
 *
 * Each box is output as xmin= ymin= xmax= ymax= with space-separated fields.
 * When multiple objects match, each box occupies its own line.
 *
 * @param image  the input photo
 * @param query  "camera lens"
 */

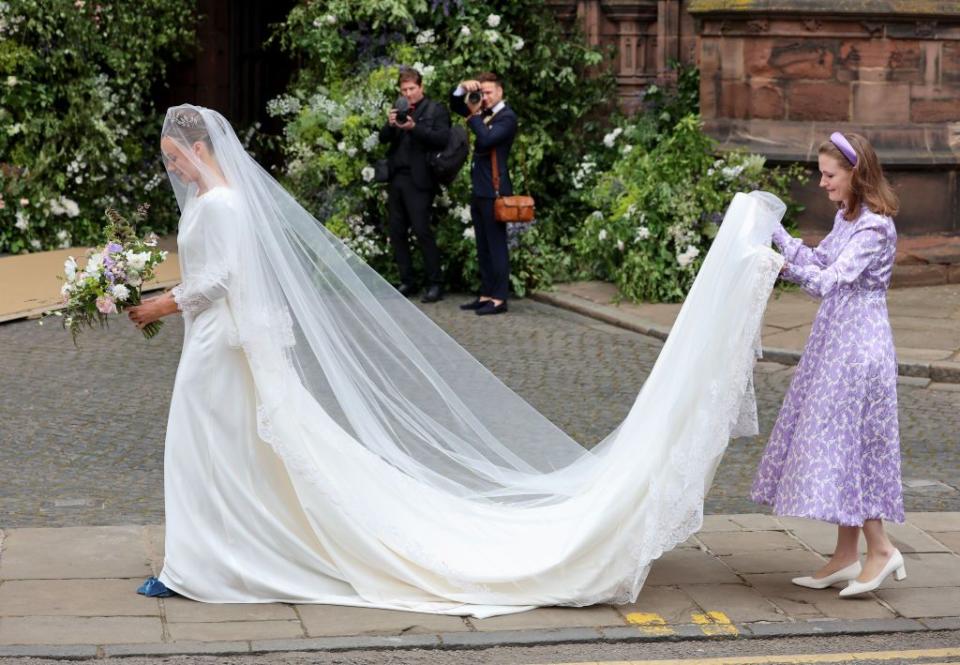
xmin=467 ymin=90 xmax=482 ymax=104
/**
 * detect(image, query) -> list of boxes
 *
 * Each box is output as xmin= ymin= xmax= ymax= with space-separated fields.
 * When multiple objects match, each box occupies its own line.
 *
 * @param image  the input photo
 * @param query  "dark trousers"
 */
xmin=471 ymin=196 xmax=510 ymax=301
xmin=387 ymin=173 xmax=441 ymax=286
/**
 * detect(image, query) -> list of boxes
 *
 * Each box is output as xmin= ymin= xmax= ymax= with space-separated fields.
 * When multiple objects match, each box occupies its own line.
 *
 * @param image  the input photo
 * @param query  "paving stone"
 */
xmin=614 ymin=586 xmax=703 ymax=625
xmin=697 ymin=530 xmax=802 ymax=555
xmin=730 ymin=514 xmax=784 ymax=531
xmin=645 ymin=549 xmax=742 ymax=586
xmin=875 ymin=586 xmax=960 ymax=618
xmin=167 ymin=620 xmax=304 ymax=642
xmin=441 ymin=627 xmax=602 ymax=647
xmin=778 ymin=517 xmax=867 ymax=556
xmin=0 ymin=526 xmax=151 ymax=580
xmin=906 ymin=512 xmax=960 ymax=532
xmin=296 ymin=604 xmax=468 ymax=637
xmin=103 ymin=641 xmax=250 ymax=657
xmin=679 ymin=583 xmax=787 ymax=623
xmin=0 ymin=578 xmax=158 ymax=617
xmin=886 ymin=522 xmax=953 ymax=553
xmin=250 ymin=634 xmax=440 ymax=652
xmin=929 ymin=531 xmax=960 ymax=553
xmin=742 ymin=573 xmax=897 ymax=621
xmin=878 ymin=552 xmax=960 ymax=588
xmin=0 ymin=616 xmax=162 ymax=645
xmin=163 ymin=597 xmax=297 ymax=622
xmin=468 ymin=605 xmax=625 ymax=632
xmin=718 ymin=549 xmax=825 ymax=574
xmin=0 ymin=645 xmax=100 ymax=658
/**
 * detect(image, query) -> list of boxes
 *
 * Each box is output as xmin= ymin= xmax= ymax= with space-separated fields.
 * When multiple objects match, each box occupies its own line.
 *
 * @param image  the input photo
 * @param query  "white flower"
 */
xmin=60 ymin=283 xmax=73 ymax=297
xmin=64 ymin=257 xmax=78 ymax=280
xmin=486 ymin=14 xmax=501 ymax=28
xmin=128 ymin=274 xmax=143 ymax=287
xmin=616 ymin=239 xmax=625 ymax=252
xmin=421 ymin=64 xmax=435 ymax=79
xmin=597 ymin=229 xmax=608 ymax=241
xmin=636 ymin=226 xmax=651 ymax=241
xmin=6 ymin=76 xmax=17 ymax=86
xmin=124 ymin=250 xmax=149 ymax=271
xmin=361 ymin=166 xmax=375 ymax=182
xmin=6 ymin=123 xmax=24 ymax=136
xmin=485 ymin=29 xmax=499 ymax=43
xmin=29 ymin=239 xmax=41 ymax=250
xmin=325 ymin=14 xmax=337 ymax=24
xmin=721 ymin=164 xmax=744 ymax=179
xmin=677 ymin=244 xmax=701 ymax=268
xmin=83 ymin=254 xmax=103 ymax=277
xmin=61 ymin=197 xmax=80 ymax=217
xmin=110 ymin=284 xmax=130 ymax=302
xmin=513 ymin=37 xmax=525 ymax=51
xmin=337 ymin=141 xmax=346 ymax=151
xmin=460 ymin=26 xmax=471 ymax=37
xmin=18 ymin=197 xmax=28 ymax=206
xmin=346 ymin=147 xmax=357 ymax=157
xmin=603 ymin=127 xmax=624 ymax=148
xmin=463 ymin=227 xmax=475 ymax=239
xmin=362 ymin=133 xmax=379 ymax=152
xmin=14 ymin=210 xmax=28 ymax=231
xmin=622 ymin=144 xmax=633 ymax=154
xmin=456 ymin=205 xmax=472 ymax=224
xmin=415 ymin=29 xmax=435 ymax=46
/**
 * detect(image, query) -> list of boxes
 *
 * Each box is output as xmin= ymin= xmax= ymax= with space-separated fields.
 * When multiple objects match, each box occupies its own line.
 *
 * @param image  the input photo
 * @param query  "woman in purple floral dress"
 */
xmin=751 ymin=132 xmax=906 ymax=598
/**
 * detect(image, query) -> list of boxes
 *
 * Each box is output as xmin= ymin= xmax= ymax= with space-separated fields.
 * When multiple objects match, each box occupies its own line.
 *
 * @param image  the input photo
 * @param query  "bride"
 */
xmin=128 ymin=104 xmax=785 ymax=618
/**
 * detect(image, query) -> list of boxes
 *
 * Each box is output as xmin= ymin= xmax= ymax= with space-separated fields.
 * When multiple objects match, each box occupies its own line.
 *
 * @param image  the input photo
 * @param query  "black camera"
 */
xmin=467 ymin=90 xmax=482 ymax=105
xmin=394 ymin=96 xmax=410 ymax=124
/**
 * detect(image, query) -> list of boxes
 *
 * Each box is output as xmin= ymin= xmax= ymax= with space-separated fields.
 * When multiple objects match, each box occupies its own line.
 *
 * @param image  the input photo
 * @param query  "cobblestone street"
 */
xmin=2 ymin=298 xmax=958 ymax=527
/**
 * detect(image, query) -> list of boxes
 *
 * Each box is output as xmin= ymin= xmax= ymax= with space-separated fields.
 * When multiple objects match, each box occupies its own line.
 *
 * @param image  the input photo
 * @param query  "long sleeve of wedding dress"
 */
xmin=156 ymin=104 xmax=787 ymax=619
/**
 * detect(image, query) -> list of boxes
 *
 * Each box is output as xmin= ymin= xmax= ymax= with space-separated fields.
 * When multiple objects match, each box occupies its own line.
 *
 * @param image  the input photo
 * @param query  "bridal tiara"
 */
xmin=173 ymin=111 xmax=203 ymax=129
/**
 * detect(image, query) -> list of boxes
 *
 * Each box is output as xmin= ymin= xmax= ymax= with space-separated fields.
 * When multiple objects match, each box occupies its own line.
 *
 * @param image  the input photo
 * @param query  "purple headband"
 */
xmin=830 ymin=132 xmax=858 ymax=166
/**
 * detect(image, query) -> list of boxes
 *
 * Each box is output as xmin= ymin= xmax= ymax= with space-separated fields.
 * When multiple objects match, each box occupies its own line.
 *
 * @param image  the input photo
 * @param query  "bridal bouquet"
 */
xmin=53 ymin=204 xmax=168 ymax=343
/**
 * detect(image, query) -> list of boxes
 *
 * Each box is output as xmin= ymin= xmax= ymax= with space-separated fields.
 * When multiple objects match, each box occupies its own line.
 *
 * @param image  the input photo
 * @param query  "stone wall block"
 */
xmin=744 ymin=38 xmax=777 ymax=77
xmin=749 ymin=80 xmax=786 ymax=119
xmin=787 ymin=81 xmax=850 ymax=121
xmin=852 ymin=81 xmax=911 ymax=123
xmin=769 ymin=40 xmax=836 ymax=79
xmin=911 ymin=99 xmax=960 ymax=123
xmin=942 ymin=42 xmax=960 ymax=82
xmin=719 ymin=37 xmax=745 ymax=80
xmin=719 ymin=80 xmax=751 ymax=119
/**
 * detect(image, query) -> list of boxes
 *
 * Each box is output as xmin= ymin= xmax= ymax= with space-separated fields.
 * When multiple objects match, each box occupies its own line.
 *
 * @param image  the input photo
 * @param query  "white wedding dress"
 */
xmin=156 ymin=105 xmax=785 ymax=618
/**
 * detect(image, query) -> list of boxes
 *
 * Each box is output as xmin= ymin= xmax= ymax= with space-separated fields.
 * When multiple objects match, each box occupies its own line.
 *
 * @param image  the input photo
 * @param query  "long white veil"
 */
xmin=160 ymin=104 xmax=785 ymax=613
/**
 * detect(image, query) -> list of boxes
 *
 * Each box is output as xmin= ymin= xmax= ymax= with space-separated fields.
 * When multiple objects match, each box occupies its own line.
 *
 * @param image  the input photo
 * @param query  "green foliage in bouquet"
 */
xmin=571 ymin=64 xmax=806 ymax=303
xmin=0 ymin=0 xmax=197 ymax=254
xmin=52 ymin=204 xmax=169 ymax=344
xmin=266 ymin=0 xmax=616 ymax=294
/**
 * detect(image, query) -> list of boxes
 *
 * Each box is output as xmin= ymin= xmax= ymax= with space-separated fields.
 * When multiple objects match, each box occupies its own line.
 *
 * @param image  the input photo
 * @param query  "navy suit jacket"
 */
xmin=450 ymin=93 xmax=517 ymax=199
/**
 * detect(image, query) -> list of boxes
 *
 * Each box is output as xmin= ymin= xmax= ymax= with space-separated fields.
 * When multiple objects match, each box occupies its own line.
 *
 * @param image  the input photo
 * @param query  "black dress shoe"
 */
xmin=459 ymin=298 xmax=486 ymax=311
xmin=397 ymin=283 xmax=416 ymax=297
xmin=420 ymin=285 xmax=443 ymax=303
xmin=475 ymin=300 xmax=508 ymax=316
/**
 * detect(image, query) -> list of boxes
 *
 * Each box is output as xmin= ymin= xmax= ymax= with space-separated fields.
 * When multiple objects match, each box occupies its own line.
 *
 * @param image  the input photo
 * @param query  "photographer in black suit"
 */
xmin=379 ymin=67 xmax=451 ymax=303
xmin=450 ymin=72 xmax=517 ymax=316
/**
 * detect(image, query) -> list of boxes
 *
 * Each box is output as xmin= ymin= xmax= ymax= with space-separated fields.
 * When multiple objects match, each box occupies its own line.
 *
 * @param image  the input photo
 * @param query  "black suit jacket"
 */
xmin=379 ymin=97 xmax=451 ymax=191
xmin=450 ymin=93 xmax=517 ymax=199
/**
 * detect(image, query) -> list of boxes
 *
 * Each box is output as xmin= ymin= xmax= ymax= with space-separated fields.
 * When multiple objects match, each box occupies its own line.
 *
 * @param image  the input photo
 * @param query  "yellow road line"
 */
xmin=691 ymin=611 xmax=739 ymax=636
xmin=532 ymin=646 xmax=960 ymax=665
xmin=625 ymin=612 xmax=676 ymax=636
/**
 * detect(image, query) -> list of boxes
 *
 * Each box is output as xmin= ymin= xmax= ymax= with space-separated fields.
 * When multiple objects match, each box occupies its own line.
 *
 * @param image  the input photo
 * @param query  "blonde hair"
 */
xmin=818 ymin=133 xmax=899 ymax=220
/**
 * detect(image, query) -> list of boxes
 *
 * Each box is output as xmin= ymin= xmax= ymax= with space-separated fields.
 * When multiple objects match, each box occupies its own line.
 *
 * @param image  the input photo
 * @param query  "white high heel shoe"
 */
xmin=839 ymin=549 xmax=907 ymax=598
xmin=792 ymin=561 xmax=862 ymax=589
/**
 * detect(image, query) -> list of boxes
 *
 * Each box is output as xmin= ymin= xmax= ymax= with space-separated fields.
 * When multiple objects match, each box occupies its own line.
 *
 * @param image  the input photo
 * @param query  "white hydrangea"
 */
xmin=721 ymin=164 xmax=745 ymax=179
xmin=361 ymin=166 xmax=375 ymax=182
xmin=455 ymin=205 xmax=472 ymax=224
xmin=485 ymin=29 xmax=499 ymax=43
xmin=337 ymin=141 xmax=346 ymax=151
xmin=29 ymin=239 xmax=41 ymax=250
xmin=677 ymin=244 xmax=701 ymax=268
xmin=14 ymin=210 xmax=28 ymax=231
xmin=571 ymin=159 xmax=596 ymax=190
xmin=636 ymin=226 xmax=651 ymax=241
xmin=346 ymin=147 xmax=357 ymax=157
xmin=513 ymin=37 xmax=525 ymax=51
xmin=486 ymin=14 xmax=501 ymax=28
xmin=597 ymin=228 xmax=608 ymax=241
xmin=110 ymin=284 xmax=130 ymax=301
xmin=125 ymin=250 xmax=149 ymax=271
xmin=460 ymin=25 xmax=471 ymax=37
xmin=6 ymin=76 xmax=17 ymax=86
xmin=415 ymin=29 xmax=435 ymax=46
xmin=463 ymin=227 xmax=475 ymax=240
xmin=603 ymin=127 xmax=624 ymax=148
xmin=362 ymin=133 xmax=379 ymax=152
xmin=616 ymin=239 xmax=625 ymax=252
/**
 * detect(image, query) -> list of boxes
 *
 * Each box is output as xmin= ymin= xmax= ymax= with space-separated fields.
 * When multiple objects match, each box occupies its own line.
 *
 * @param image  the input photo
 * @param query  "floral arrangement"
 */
xmin=51 ymin=205 xmax=169 ymax=343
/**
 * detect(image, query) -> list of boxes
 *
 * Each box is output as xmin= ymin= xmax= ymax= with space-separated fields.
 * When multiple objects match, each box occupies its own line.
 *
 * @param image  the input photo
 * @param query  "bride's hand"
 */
xmin=128 ymin=292 xmax=178 ymax=329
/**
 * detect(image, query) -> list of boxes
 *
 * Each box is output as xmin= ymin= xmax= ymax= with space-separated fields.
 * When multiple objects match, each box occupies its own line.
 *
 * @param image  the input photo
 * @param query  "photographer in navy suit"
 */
xmin=450 ymin=72 xmax=517 ymax=316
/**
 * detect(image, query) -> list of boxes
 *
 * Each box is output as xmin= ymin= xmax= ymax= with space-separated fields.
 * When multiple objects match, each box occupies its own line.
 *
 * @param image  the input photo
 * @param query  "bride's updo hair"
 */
xmin=167 ymin=108 xmax=214 ymax=153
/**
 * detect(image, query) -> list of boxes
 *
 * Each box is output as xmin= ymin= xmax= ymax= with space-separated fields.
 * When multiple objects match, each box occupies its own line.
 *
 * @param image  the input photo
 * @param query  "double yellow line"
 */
xmin=537 ymin=646 xmax=960 ymax=665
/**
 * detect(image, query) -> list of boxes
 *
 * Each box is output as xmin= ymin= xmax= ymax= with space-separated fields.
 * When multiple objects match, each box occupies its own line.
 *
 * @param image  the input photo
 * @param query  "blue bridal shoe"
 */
xmin=137 ymin=576 xmax=175 ymax=598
